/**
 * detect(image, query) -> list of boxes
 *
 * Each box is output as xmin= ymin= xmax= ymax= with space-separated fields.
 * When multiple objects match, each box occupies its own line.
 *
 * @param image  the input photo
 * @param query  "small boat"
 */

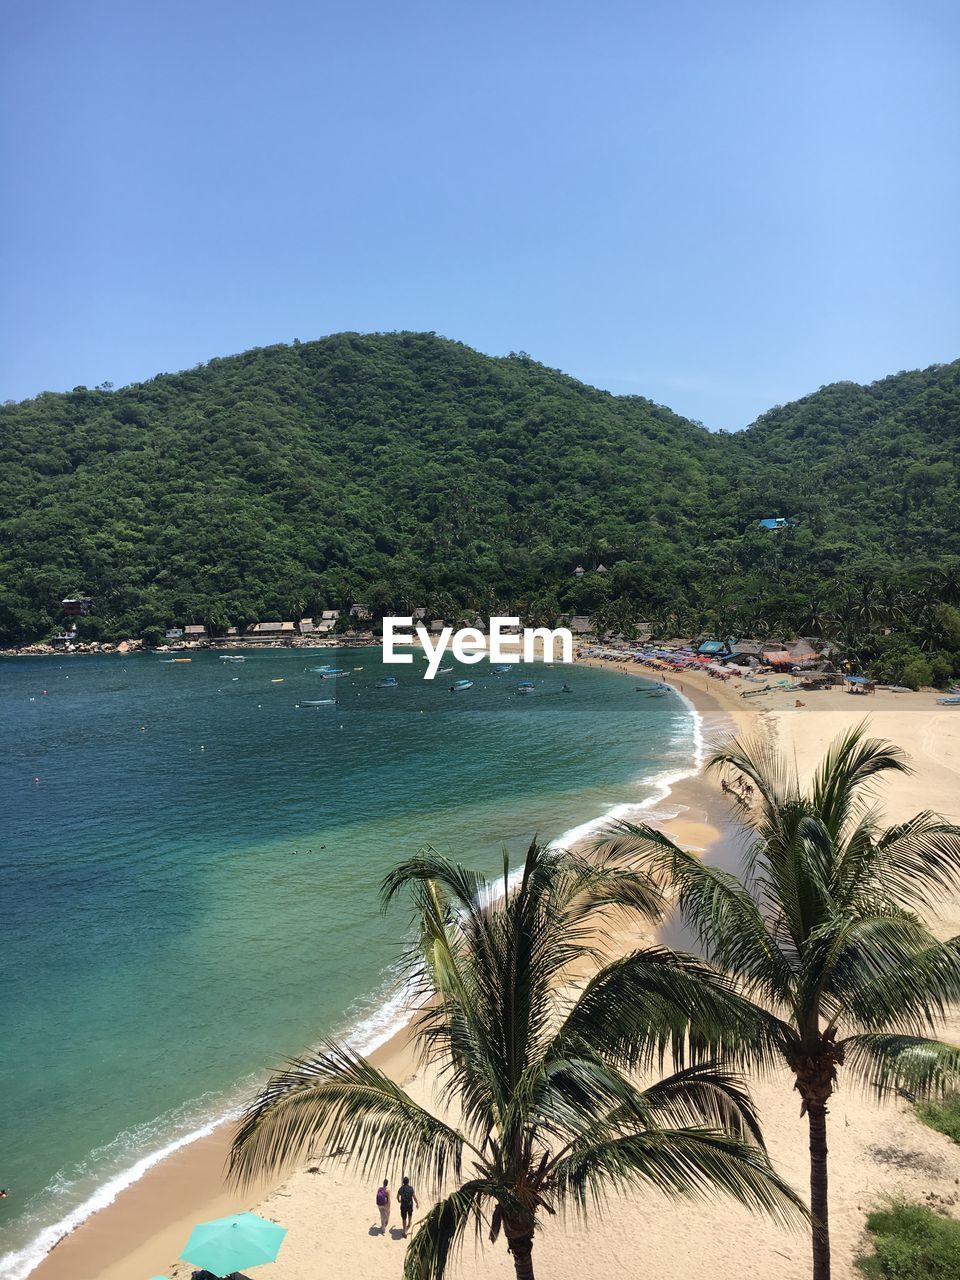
xmin=310 ymin=665 xmax=339 ymax=673
xmin=492 ymin=664 xmax=513 ymax=674
xmin=449 ymin=679 xmax=474 ymax=693
xmin=437 ymin=666 xmax=452 ymax=674
xmin=298 ymin=699 xmax=337 ymax=707
xmin=353 ymin=666 xmax=364 ymax=671
xmin=375 ymin=677 xmax=399 ymax=689
xmin=219 ymin=654 xmax=245 ymax=663
xmin=517 ymin=681 xmax=535 ymax=695
xmin=159 ymin=659 xmax=177 ymax=663
xmin=561 ymin=683 xmax=572 ymax=693
xmin=937 ymin=696 xmax=960 ymax=706
xmin=271 ymin=678 xmax=284 ymax=683
xmin=321 ymin=671 xmax=347 ymax=680
xmin=173 ymin=658 xmax=192 ymax=663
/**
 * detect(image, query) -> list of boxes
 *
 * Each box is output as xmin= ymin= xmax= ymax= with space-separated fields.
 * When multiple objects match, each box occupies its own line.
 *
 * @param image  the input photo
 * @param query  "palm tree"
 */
xmin=230 ymin=841 xmax=805 ymax=1280
xmin=595 ymin=725 xmax=960 ymax=1280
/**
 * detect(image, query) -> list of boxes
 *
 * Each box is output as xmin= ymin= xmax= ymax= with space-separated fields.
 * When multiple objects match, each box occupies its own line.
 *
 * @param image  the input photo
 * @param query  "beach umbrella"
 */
xmin=180 ymin=1211 xmax=287 ymax=1277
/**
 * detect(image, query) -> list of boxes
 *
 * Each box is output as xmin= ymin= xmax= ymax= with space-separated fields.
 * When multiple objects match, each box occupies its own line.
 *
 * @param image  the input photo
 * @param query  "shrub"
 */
xmin=857 ymin=1201 xmax=960 ymax=1278
xmin=917 ymin=1094 xmax=960 ymax=1145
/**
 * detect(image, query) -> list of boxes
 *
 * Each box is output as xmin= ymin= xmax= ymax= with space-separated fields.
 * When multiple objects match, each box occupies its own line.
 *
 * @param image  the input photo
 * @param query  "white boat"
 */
xmin=517 ymin=681 xmax=535 ymax=695
xmin=298 ymin=699 xmax=337 ymax=707
xmin=449 ymin=679 xmax=473 ymax=693
xmin=219 ymin=654 xmax=245 ymax=663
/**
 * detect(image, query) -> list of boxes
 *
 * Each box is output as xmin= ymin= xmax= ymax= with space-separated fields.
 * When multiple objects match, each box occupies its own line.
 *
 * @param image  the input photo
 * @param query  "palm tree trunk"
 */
xmin=807 ymin=1102 xmax=830 ymax=1280
xmin=508 ymin=1234 xmax=535 ymax=1280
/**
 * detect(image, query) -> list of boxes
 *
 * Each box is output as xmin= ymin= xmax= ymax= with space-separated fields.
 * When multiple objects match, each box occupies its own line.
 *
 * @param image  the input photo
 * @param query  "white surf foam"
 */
xmin=0 ymin=1102 xmax=243 ymax=1280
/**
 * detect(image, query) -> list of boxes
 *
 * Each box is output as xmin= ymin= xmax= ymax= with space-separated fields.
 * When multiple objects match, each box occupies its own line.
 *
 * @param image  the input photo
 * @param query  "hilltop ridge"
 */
xmin=1 ymin=332 xmax=959 ymax=685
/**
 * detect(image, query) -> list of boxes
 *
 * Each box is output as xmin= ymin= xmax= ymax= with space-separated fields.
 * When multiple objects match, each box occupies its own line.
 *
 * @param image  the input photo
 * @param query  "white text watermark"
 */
xmin=382 ymin=617 xmax=573 ymax=680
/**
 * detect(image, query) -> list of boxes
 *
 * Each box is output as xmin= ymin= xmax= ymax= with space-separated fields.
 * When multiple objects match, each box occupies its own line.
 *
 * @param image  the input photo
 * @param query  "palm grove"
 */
xmin=2 ymin=332 xmax=960 ymax=686
xmin=230 ymin=727 xmax=960 ymax=1280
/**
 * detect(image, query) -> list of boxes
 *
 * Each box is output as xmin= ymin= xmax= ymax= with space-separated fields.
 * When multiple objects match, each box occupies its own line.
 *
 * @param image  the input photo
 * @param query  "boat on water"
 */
xmin=561 ymin=683 xmax=572 ymax=693
xmin=639 ymin=683 xmax=668 ymax=696
xmin=271 ymin=678 xmax=284 ymax=683
xmin=492 ymin=664 xmax=513 ymax=674
xmin=449 ymin=679 xmax=474 ymax=693
xmin=321 ymin=671 xmax=347 ymax=679
xmin=517 ymin=681 xmax=535 ymax=695
xmin=375 ymin=676 xmax=399 ymax=689
xmin=219 ymin=654 xmax=245 ymax=663
xmin=298 ymin=699 xmax=337 ymax=707
xmin=437 ymin=666 xmax=452 ymax=674
xmin=173 ymin=658 xmax=192 ymax=663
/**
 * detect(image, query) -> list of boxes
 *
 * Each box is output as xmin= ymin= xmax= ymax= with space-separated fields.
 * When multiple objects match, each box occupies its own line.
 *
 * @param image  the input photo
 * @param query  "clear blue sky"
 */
xmin=2 ymin=0 xmax=958 ymax=429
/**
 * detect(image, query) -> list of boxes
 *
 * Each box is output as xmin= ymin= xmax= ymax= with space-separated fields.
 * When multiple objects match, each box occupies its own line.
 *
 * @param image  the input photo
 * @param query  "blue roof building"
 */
xmin=758 ymin=517 xmax=789 ymax=531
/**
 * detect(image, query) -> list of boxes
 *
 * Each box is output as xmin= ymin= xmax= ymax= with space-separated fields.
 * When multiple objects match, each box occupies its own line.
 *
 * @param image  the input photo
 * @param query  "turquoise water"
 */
xmin=0 ymin=649 xmax=697 ymax=1276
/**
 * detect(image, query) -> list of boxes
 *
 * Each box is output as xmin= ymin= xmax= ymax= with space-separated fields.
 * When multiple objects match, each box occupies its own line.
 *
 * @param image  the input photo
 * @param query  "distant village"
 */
xmin=8 ymin=574 xmax=839 ymax=687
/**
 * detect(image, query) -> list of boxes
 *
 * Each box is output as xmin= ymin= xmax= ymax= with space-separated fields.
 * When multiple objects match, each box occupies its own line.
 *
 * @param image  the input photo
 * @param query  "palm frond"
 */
xmin=809 ymin=723 xmax=909 ymax=838
xmin=843 ymin=1034 xmax=960 ymax=1100
xmin=867 ymin=814 xmax=960 ymax=912
xmin=833 ymin=933 xmax=960 ymax=1034
xmin=549 ymin=1127 xmax=808 ymax=1227
xmin=229 ymin=1042 xmax=471 ymax=1188
xmin=554 ymin=946 xmax=790 ymax=1073
xmin=402 ymin=1181 xmax=498 ymax=1280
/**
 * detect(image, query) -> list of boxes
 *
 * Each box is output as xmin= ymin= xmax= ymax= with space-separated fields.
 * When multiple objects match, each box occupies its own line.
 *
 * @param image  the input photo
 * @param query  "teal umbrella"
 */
xmin=179 ymin=1211 xmax=287 ymax=1276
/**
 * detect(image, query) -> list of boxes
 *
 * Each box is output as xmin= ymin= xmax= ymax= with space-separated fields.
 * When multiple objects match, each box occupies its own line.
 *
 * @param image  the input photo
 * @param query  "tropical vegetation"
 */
xmin=229 ymin=840 xmax=805 ymax=1280
xmin=857 ymin=1200 xmax=960 ymax=1279
xmin=2 ymin=332 xmax=960 ymax=685
xmin=916 ymin=1092 xmax=960 ymax=1145
xmin=594 ymin=725 xmax=960 ymax=1280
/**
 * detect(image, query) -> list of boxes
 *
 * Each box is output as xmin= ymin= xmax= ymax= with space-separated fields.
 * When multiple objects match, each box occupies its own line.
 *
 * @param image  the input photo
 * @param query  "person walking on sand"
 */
xmin=375 ymin=1178 xmax=390 ymax=1234
xmin=398 ymin=1175 xmax=419 ymax=1236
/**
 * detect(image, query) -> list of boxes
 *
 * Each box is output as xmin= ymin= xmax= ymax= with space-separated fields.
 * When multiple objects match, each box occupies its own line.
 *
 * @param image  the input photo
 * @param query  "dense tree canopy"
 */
xmin=1 ymin=332 xmax=959 ymax=681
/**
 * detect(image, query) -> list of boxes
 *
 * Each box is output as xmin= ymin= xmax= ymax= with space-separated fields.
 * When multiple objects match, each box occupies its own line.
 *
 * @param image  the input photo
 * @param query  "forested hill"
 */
xmin=1 ymin=332 xmax=959 ymax=684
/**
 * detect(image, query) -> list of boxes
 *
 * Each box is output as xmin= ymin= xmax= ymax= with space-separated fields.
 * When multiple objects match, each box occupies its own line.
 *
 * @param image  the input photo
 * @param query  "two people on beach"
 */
xmin=375 ymin=1176 xmax=419 ymax=1236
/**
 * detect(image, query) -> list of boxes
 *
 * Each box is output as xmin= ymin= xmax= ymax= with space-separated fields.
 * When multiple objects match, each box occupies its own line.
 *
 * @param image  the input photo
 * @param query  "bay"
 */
xmin=0 ymin=648 xmax=696 ymax=1276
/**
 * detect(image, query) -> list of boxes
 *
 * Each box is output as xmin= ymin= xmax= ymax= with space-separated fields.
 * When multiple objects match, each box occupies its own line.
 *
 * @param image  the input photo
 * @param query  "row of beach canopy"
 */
xmin=150 ymin=1210 xmax=288 ymax=1279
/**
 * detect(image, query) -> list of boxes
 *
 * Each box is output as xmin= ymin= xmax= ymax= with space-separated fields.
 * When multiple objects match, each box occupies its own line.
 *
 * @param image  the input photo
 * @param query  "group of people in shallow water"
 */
xmin=375 ymin=1176 xmax=420 ymax=1237
xmin=720 ymin=775 xmax=754 ymax=805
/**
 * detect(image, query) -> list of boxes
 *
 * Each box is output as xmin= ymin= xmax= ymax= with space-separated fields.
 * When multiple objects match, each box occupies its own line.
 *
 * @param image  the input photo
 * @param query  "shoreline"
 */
xmin=22 ymin=657 xmax=736 ymax=1280
xmin=23 ymin=659 xmax=960 ymax=1280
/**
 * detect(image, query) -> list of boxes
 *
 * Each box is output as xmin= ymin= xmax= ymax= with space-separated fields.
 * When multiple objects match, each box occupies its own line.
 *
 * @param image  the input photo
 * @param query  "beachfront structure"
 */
xmin=430 ymin=619 xmax=446 ymax=634
xmin=62 ymin=596 xmax=93 ymax=617
xmin=246 ymin=621 xmax=295 ymax=636
xmin=697 ymin=640 xmax=727 ymax=656
xmin=298 ymin=618 xmax=315 ymax=634
xmin=569 ymin=615 xmax=593 ymax=635
xmin=184 ymin=624 xmax=207 ymax=639
xmin=758 ymin=517 xmax=789 ymax=531
xmin=349 ymin=603 xmax=372 ymax=621
xmin=165 ymin=626 xmax=184 ymax=640
xmin=321 ymin=609 xmax=339 ymax=621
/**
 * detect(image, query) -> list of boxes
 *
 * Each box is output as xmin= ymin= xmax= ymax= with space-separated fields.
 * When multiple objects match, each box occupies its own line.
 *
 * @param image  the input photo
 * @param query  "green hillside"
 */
xmin=2 ymin=332 xmax=959 ymax=684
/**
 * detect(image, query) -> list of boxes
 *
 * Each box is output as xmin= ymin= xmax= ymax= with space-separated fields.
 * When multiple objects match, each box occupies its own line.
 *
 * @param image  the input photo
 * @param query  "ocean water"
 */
xmin=0 ymin=649 xmax=699 ymax=1277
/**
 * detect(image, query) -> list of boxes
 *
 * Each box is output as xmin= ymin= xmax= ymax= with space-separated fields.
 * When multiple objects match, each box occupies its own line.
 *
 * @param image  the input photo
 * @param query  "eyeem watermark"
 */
xmin=383 ymin=617 xmax=573 ymax=680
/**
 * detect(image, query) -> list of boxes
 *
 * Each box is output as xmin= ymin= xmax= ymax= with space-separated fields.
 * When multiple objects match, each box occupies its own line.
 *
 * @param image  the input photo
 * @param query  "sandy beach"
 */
xmin=28 ymin=659 xmax=960 ymax=1280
